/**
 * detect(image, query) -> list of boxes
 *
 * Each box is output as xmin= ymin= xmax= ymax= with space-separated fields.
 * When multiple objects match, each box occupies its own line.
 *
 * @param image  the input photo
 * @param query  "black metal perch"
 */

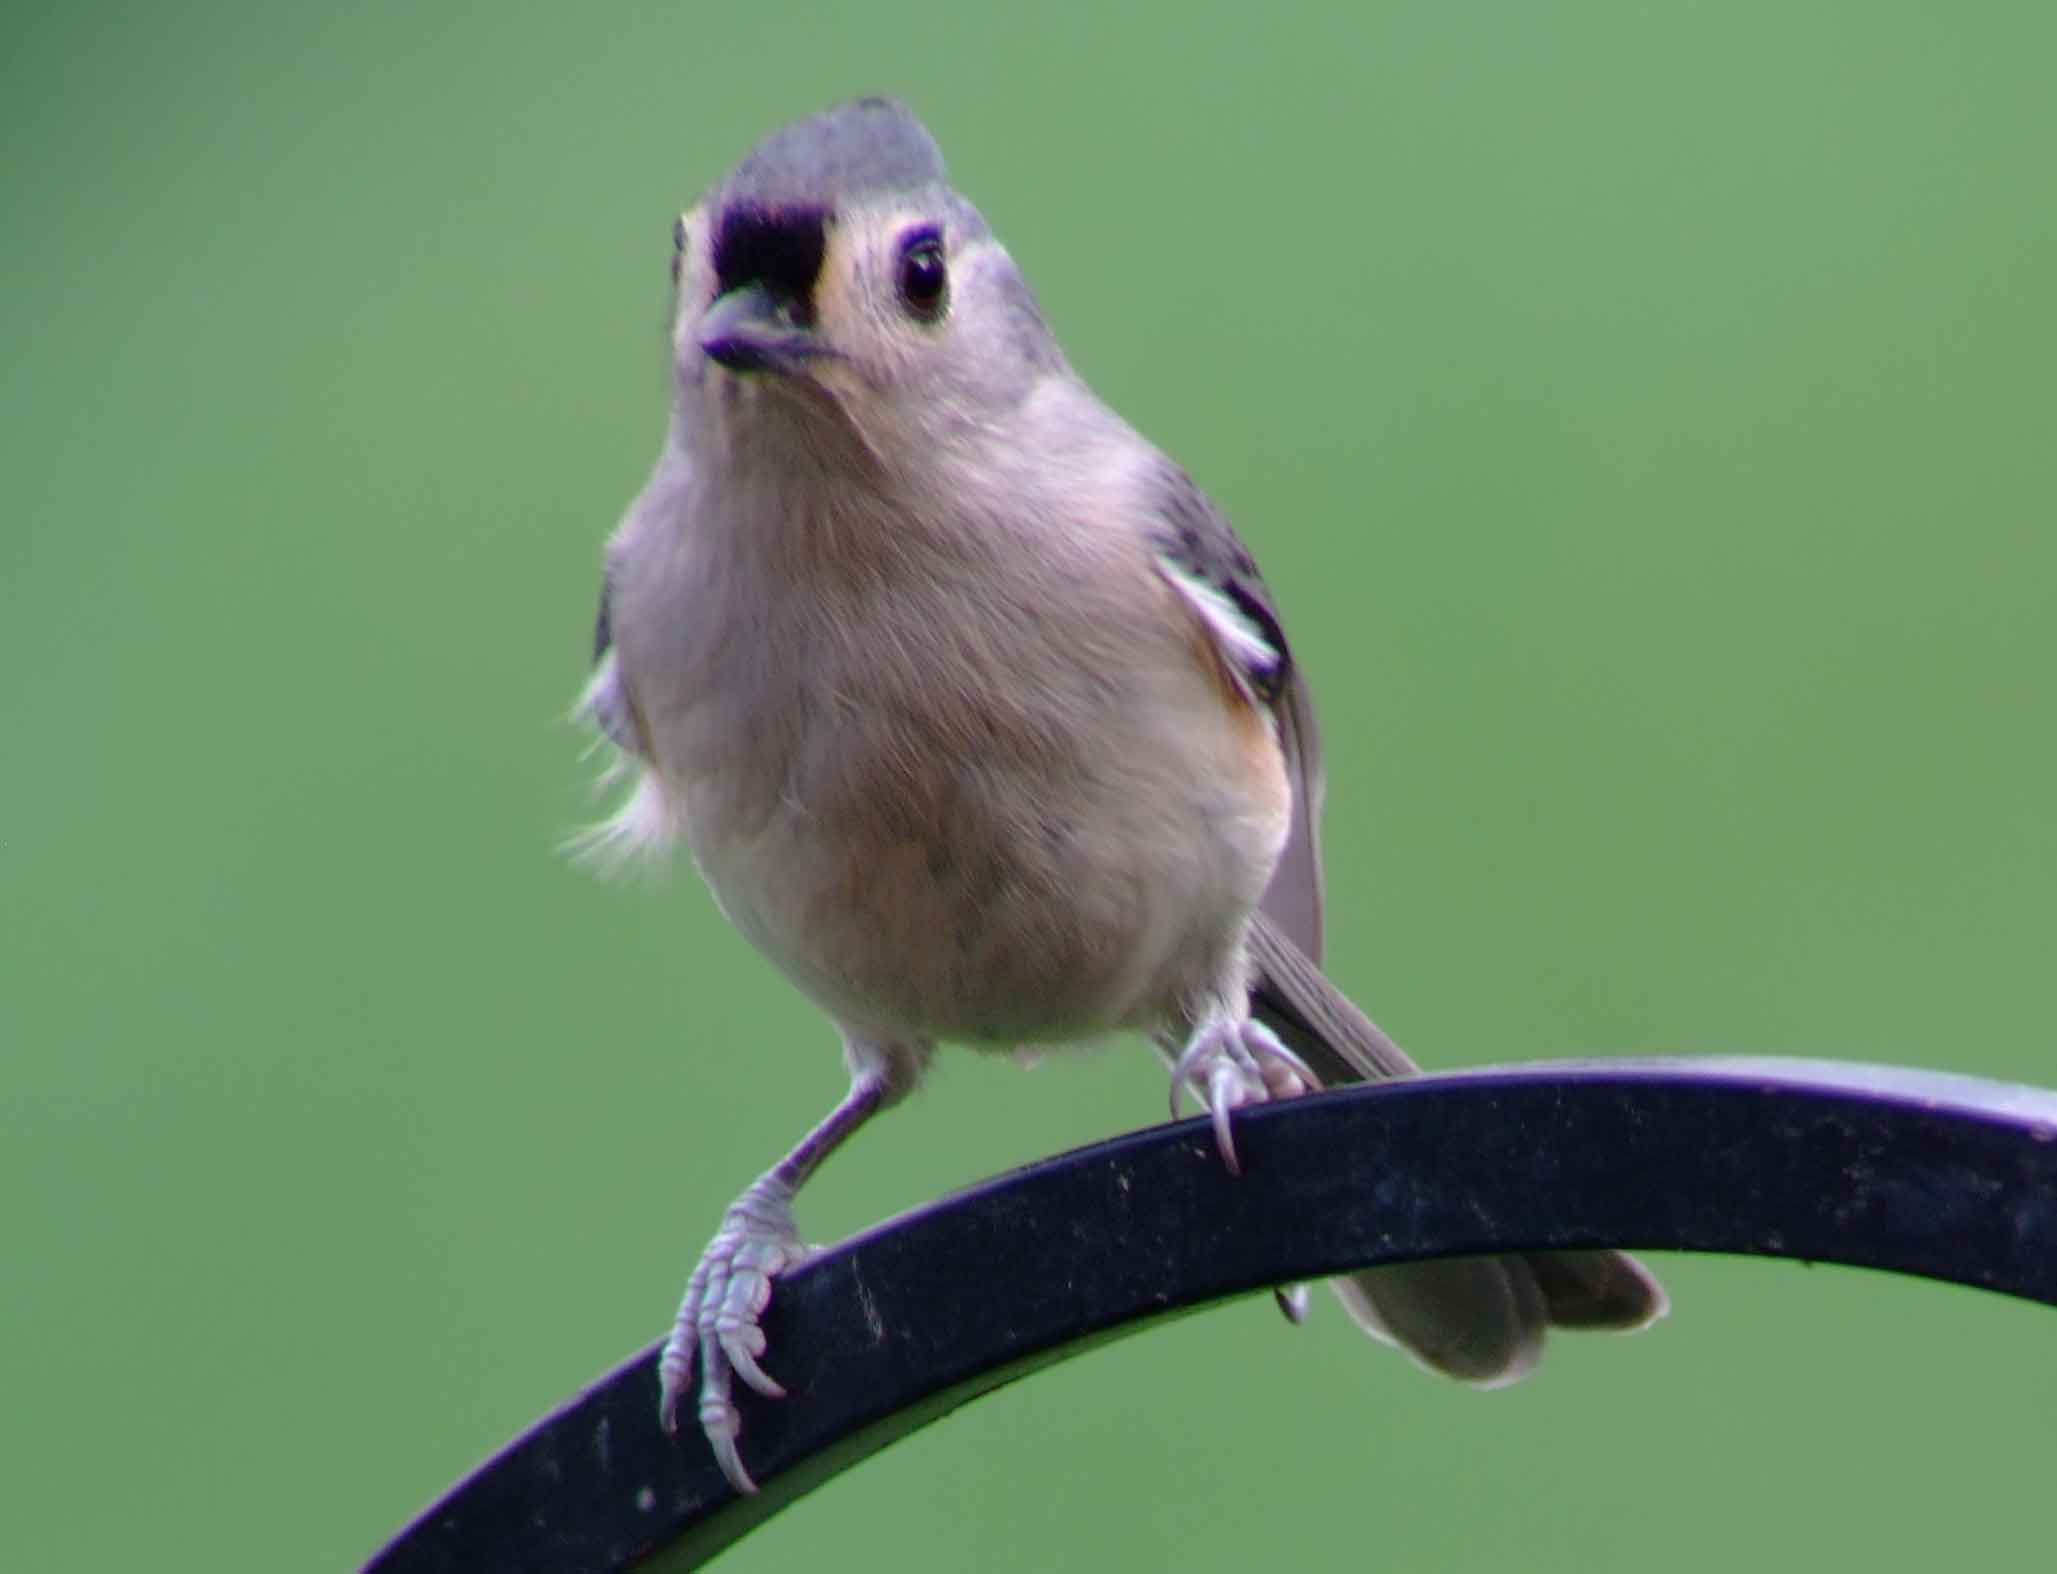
xmin=365 ymin=1057 xmax=2057 ymax=1572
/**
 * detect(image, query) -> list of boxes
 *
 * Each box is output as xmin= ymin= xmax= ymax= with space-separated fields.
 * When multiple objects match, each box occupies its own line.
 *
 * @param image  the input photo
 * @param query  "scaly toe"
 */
xmin=1167 ymin=1021 xmax=1231 ymax=1120
xmin=1167 ymin=1016 xmax=1325 ymax=1172
xmin=1240 ymin=1019 xmax=1317 ymax=1096
xmin=657 ymin=1340 xmax=692 ymax=1435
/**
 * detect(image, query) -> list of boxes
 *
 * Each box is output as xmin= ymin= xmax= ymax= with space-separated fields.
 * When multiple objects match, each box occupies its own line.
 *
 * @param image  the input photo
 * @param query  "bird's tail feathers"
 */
xmin=1245 ymin=915 xmax=1667 ymax=1383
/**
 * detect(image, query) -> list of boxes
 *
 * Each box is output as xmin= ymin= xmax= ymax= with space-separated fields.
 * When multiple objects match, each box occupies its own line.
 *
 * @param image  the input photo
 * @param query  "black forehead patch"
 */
xmin=713 ymin=204 xmax=828 ymax=304
xmin=719 ymin=97 xmax=946 ymax=209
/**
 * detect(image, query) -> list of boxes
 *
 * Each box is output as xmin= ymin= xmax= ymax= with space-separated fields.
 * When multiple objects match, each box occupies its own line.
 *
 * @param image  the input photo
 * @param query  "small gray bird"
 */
xmin=581 ymin=97 xmax=1664 ymax=1495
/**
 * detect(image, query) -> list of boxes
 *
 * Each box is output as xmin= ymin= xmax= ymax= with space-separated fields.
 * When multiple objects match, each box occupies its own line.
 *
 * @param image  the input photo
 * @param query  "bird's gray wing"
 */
xmin=581 ymin=568 xmax=649 ymax=758
xmin=1146 ymin=463 xmax=1326 ymax=965
xmin=1149 ymin=466 xmax=1667 ymax=1366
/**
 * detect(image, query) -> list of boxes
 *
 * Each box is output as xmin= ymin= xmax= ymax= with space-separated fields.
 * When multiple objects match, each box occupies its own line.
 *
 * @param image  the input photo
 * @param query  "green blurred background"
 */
xmin=6 ymin=1 xmax=2054 ymax=1568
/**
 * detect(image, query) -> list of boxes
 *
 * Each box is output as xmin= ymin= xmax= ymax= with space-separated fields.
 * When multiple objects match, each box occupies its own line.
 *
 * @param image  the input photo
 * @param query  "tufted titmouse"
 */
xmin=579 ymin=98 xmax=1665 ymax=1495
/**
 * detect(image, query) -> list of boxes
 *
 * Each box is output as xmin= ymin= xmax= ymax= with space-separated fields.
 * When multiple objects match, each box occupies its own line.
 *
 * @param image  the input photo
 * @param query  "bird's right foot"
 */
xmin=1167 ymin=1013 xmax=1318 ymax=1175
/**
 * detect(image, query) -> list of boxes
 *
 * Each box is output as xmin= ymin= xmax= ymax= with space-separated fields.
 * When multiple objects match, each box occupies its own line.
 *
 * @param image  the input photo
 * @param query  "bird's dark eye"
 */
xmin=896 ymin=227 xmax=947 ymax=320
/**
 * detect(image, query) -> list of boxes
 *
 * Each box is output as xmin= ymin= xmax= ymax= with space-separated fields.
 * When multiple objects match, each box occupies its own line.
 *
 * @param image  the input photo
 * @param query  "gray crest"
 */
xmin=718 ymin=97 xmax=947 ymax=209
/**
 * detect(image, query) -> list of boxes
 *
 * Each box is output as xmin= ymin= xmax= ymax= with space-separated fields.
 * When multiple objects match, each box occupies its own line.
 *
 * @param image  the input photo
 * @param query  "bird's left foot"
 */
xmin=1167 ymin=1015 xmax=1317 ymax=1174
xmin=657 ymin=1179 xmax=807 ymax=1495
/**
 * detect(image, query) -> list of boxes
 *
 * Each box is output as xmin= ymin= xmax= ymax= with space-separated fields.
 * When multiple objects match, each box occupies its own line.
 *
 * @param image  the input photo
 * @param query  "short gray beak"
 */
xmin=698 ymin=283 xmax=825 ymax=374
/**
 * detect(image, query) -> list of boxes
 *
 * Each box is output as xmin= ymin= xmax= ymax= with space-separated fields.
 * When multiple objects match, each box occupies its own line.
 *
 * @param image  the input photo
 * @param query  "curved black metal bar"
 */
xmin=365 ymin=1058 xmax=2057 ymax=1573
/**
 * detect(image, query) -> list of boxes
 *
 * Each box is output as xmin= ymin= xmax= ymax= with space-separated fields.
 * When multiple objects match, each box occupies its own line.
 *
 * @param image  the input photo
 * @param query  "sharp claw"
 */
xmin=1207 ymin=1062 xmax=1242 ymax=1173
xmin=723 ymin=1335 xmax=786 ymax=1400
xmin=1274 ymin=1283 xmax=1310 ymax=1324
xmin=711 ymin=1432 xmax=758 ymax=1496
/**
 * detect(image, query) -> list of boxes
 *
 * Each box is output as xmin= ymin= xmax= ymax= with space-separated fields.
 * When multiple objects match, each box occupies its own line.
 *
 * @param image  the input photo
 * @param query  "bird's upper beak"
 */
xmin=698 ymin=283 xmax=828 ymax=375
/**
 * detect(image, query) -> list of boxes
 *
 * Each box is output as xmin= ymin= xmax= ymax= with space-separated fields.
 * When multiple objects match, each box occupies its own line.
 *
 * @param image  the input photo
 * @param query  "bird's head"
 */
xmin=667 ymin=98 xmax=1064 ymax=463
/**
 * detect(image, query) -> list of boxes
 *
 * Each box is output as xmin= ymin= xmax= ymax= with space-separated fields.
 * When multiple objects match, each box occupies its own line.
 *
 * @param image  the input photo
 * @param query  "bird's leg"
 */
xmin=1159 ymin=1000 xmax=1320 ymax=1322
xmin=660 ymin=1035 xmax=927 ymax=1495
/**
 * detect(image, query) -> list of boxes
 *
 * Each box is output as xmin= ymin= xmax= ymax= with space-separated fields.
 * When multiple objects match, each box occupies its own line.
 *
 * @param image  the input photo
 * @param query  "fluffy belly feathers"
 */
xmin=675 ymin=659 xmax=1289 ymax=1045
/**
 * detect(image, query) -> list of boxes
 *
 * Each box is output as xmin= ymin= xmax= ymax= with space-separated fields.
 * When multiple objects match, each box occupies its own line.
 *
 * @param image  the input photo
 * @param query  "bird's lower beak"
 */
xmin=698 ymin=283 xmax=827 ymax=375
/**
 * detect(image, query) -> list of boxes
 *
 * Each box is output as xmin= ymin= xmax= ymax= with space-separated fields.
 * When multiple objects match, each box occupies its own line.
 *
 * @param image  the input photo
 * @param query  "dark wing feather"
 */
xmin=592 ymin=575 xmax=614 ymax=667
xmin=1148 ymin=465 xmax=1326 ymax=965
xmin=583 ymin=569 xmax=648 ymax=758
